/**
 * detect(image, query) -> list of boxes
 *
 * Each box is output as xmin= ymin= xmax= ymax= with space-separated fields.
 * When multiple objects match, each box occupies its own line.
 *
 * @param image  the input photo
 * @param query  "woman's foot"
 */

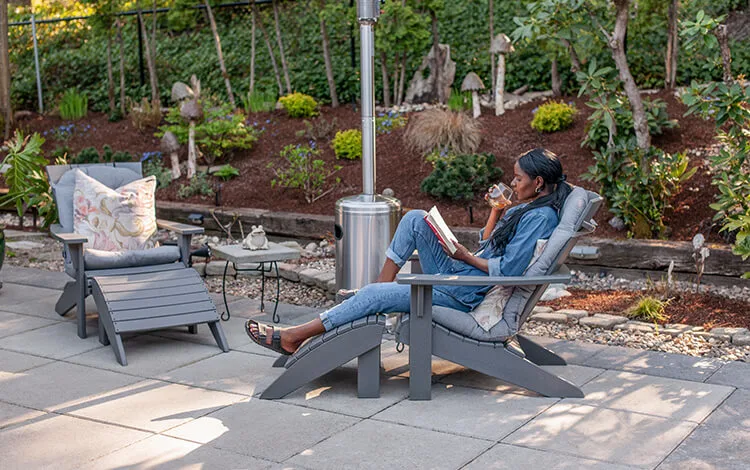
xmin=245 ymin=320 xmax=301 ymax=355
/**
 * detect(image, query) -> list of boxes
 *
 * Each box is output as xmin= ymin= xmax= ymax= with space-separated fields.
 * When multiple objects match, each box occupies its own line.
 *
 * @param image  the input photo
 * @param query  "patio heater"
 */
xmin=335 ymin=0 xmax=401 ymax=291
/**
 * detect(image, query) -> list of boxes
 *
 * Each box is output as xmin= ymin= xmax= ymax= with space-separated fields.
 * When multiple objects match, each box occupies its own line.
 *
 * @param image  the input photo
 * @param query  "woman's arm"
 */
xmin=481 ymin=205 xmax=505 ymax=241
xmin=439 ymin=241 xmax=490 ymax=273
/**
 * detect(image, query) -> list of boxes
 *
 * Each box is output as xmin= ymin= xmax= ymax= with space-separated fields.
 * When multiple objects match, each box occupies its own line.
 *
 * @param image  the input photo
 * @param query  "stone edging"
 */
xmin=529 ymin=306 xmax=750 ymax=346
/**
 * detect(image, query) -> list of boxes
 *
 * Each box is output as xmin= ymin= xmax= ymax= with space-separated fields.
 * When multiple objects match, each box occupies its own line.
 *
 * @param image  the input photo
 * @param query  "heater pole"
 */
xmin=358 ymin=1 xmax=379 ymax=196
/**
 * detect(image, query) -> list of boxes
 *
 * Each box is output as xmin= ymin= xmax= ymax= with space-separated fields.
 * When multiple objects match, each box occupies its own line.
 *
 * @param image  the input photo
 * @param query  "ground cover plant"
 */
xmin=530 ymin=100 xmax=577 ymax=133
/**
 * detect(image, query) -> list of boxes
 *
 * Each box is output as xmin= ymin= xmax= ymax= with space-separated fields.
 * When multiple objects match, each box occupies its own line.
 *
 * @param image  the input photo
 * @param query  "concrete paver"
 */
xmin=505 ymin=403 xmax=697 ymax=468
xmin=164 ymin=399 xmax=360 ymax=462
xmin=0 ymin=310 xmax=58 ymax=339
xmin=463 ymin=443 xmax=636 ymax=470
xmin=707 ymin=360 xmax=750 ymax=389
xmin=440 ymin=364 xmax=604 ymax=395
xmin=656 ymin=425 xmax=750 ymax=470
xmin=701 ymin=389 xmax=750 ymax=430
xmin=0 ymin=322 xmax=105 ymax=359
xmin=287 ymin=418 xmax=491 ymax=470
xmin=0 ymin=348 xmax=53 ymax=373
xmin=0 ymin=401 xmax=46 ymax=429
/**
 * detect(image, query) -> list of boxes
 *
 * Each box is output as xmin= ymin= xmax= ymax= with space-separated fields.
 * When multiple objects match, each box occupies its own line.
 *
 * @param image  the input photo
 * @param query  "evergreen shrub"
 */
xmin=530 ymin=101 xmax=577 ymax=133
xmin=279 ymin=93 xmax=319 ymax=118
xmin=421 ymin=153 xmax=504 ymax=201
xmin=332 ymin=129 xmax=362 ymax=160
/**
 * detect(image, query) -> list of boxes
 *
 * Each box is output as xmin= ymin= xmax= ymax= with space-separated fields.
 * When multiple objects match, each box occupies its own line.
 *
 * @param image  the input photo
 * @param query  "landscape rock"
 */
xmin=532 ymin=306 xmax=554 ymax=314
xmin=692 ymin=331 xmax=731 ymax=342
xmin=614 ymin=322 xmax=655 ymax=333
xmin=298 ymin=268 xmax=320 ymax=286
xmin=579 ymin=314 xmax=628 ymax=329
xmin=732 ymin=334 xmax=750 ymax=346
xmin=6 ymin=241 xmax=46 ymax=251
xmin=608 ymin=216 xmax=626 ymax=231
xmin=192 ymin=263 xmax=206 ymax=276
xmin=279 ymin=241 xmax=303 ymax=252
xmin=206 ymin=260 xmax=235 ymax=277
xmin=277 ymin=263 xmax=300 ymax=282
xmin=711 ymin=327 xmax=749 ymax=337
xmin=555 ymin=309 xmax=588 ymax=320
xmin=530 ymin=313 xmax=571 ymax=324
xmin=540 ymin=284 xmax=571 ymax=301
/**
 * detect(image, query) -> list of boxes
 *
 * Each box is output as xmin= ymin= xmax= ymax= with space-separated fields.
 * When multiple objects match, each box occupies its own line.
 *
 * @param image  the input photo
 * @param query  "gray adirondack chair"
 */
xmin=395 ymin=186 xmax=602 ymax=399
xmin=47 ymin=162 xmax=228 ymax=365
xmin=260 ymin=186 xmax=601 ymax=400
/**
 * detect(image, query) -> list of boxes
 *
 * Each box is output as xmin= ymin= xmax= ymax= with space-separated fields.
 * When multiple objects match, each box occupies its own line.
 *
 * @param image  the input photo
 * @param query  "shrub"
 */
xmin=0 ymin=131 xmax=58 ymax=227
xmin=278 ymin=92 xmax=319 ymax=118
xmin=332 ymin=129 xmax=362 ymax=160
xmin=627 ymin=296 xmax=669 ymax=323
xmin=268 ymin=144 xmax=341 ymax=204
xmin=142 ymin=156 xmax=173 ymax=190
xmin=375 ymin=111 xmax=408 ymax=135
xmin=583 ymin=97 xmax=677 ymax=151
xmin=70 ymin=147 xmax=100 ymax=164
xmin=404 ymin=108 xmax=482 ymax=156
xmin=158 ymin=105 xmax=258 ymax=164
xmin=421 ymin=153 xmax=504 ymax=201
xmin=531 ymin=101 xmax=577 ymax=133
xmin=243 ymin=90 xmax=277 ymax=113
xmin=58 ymin=89 xmax=88 ymax=120
xmin=583 ymin=145 xmax=696 ymax=238
xmin=213 ymin=164 xmax=240 ymax=181
xmin=447 ymin=89 xmax=472 ymax=113
xmin=129 ymin=98 xmax=163 ymax=131
xmin=70 ymin=146 xmax=133 ymax=165
xmin=177 ymin=172 xmax=215 ymax=199
xmin=295 ymin=117 xmax=338 ymax=142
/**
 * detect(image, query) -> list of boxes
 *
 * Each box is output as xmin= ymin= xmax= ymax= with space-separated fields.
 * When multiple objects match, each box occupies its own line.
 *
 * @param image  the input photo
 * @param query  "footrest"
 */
xmin=261 ymin=315 xmax=386 ymax=399
xmin=91 ymin=267 xmax=229 ymax=366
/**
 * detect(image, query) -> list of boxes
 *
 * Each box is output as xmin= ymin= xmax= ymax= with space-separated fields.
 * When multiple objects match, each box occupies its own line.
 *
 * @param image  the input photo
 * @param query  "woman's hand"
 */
xmin=439 ymin=240 xmax=471 ymax=263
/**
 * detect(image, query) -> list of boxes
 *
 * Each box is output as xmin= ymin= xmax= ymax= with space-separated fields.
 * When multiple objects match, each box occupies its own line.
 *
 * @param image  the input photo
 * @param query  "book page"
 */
xmin=425 ymin=206 xmax=458 ymax=254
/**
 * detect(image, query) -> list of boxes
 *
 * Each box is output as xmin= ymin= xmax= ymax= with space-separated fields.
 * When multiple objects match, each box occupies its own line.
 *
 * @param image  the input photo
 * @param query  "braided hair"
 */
xmin=490 ymin=148 xmax=572 ymax=253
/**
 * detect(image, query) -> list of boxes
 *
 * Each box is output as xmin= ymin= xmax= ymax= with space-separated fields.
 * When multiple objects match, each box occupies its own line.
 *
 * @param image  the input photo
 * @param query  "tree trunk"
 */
xmin=319 ymin=11 xmax=338 ymax=107
xmin=609 ymin=0 xmax=650 ymax=150
xmin=714 ymin=24 xmax=733 ymax=84
xmin=249 ymin=4 xmax=256 ymax=93
xmin=106 ymin=30 xmax=116 ymax=113
xmin=117 ymin=19 xmax=126 ymax=115
xmin=0 ymin=0 xmax=12 ymax=139
xmin=489 ymin=0 xmax=495 ymax=96
xmin=205 ymin=1 xmax=236 ymax=107
xmin=665 ymin=0 xmax=679 ymax=88
xmin=187 ymin=122 xmax=197 ymax=179
xmin=560 ymin=38 xmax=581 ymax=73
xmin=150 ymin=0 xmax=157 ymax=66
xmin=430 ymin=12 xmax=444 ymax=103
xmin=258 ymin=13 xmax=283 ymax=96
xmin=495 ymin=54 xmax=505 ymax=115
xmin=272 ymin=0 xmax=292 ymax=94
xmin=380 ymin=51 xmax=391 ymax=108
xmin=397 ymin=53 xmax=407 ymax=106
xmin=551 ymin=57 xmax=562 ymax=96
xmin=137 ymin=9 xmax=160 ymax=105
xmin=392 ymin=53 xmax=400 ymax=105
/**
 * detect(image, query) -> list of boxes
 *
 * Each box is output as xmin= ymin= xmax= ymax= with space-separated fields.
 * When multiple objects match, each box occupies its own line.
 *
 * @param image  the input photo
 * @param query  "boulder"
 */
xmin=404 ymin=44 xmax=456 ymax=104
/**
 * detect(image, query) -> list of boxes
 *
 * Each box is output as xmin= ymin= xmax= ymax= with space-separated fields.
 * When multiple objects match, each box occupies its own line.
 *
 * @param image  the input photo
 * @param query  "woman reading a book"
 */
xmin=247 ymin=148 xmax=572 ymax=355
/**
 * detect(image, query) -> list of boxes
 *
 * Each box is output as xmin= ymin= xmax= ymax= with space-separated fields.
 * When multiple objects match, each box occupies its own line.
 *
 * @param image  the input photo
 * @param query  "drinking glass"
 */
xmin=487 ymin=183 xmax=513 ymax=209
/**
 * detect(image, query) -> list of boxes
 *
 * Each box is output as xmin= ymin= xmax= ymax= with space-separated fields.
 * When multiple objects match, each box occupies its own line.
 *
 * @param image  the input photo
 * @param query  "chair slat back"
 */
xmin=46 ymin=162 xmax=143 ymax=186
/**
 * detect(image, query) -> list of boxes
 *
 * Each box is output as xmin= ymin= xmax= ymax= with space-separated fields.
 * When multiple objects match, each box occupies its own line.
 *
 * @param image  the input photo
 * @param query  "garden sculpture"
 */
xmin=243 ymin=225 xmax=269 ymax=251
xmin=490 ymin=34 xmax=515 ymax=116
xmin=461 ymin=72 xmax=485 ymax=118
xmin=179 ymin=75 xmax=203 ymax=179
xmin=160 ymin=131 xmax=181 ymax=180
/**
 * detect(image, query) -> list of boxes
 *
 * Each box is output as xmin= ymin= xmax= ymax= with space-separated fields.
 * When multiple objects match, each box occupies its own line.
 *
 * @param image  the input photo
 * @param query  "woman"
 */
xmin=247 ymin=148 xmax=572 ymax=355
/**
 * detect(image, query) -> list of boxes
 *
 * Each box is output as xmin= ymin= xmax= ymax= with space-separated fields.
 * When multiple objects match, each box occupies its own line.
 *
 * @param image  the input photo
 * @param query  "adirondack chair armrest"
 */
xmin=156 ymin=219 xmax=205 ymax=235
xmin=396 ymin=271 xmax=571 ymax=287
xmin=50 ymin=224 xmax=88 ymax=245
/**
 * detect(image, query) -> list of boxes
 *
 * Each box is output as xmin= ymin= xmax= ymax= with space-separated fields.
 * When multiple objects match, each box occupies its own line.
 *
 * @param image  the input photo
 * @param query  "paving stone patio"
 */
xmin=1 ymin=265 xmax=749 ymax=469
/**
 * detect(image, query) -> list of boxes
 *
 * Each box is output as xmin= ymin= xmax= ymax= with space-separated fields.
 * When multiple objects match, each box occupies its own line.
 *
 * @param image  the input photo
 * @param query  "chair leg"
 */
xmin=272 ymin=355 xmax=289 ymax=368
xmin=357 ymin=344 xmax=381 ymax=398
xmin=111 ymin=334 xmax=127 ymax=366
xmin=55 ymin=281 xmax=77 ymax=316
xmin=98 ymin=318 xmax=109 ymax=346
xmin=77 ymin=279 xmax=87 ymax=339
xmin=187 ymin=324 xmax=198 ymax=334
xmin=207 ymin=321 xmax=230 ymax=352
xmin=517 ymin=334 xmax=567 ymax=366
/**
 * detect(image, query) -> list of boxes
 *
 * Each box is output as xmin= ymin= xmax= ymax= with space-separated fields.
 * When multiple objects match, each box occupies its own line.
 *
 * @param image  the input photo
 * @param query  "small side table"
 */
xmin=211 ymin=242 xmax=301 ymax=323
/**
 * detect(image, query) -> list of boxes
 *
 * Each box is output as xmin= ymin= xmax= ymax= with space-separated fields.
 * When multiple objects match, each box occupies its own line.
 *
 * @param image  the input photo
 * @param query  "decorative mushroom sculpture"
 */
xmin=179 ymin=75 xmax=203 ymax=179
xmin=490 ymin=33 xmax=515 ymax=116
xmin=461 ymin=72 xmax=485 ymax=119
xmin=160 ymin=131 xmax=181 ymax=180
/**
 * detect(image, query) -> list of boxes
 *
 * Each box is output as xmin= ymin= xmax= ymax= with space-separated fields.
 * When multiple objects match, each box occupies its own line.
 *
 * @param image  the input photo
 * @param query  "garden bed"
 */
xmin=12 ymin=89 xmax=723 ymax=243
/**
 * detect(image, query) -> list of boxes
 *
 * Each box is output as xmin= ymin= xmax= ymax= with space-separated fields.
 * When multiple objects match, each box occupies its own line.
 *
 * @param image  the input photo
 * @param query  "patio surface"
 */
xmin=1 ymin=265 xmax=749 ymax=469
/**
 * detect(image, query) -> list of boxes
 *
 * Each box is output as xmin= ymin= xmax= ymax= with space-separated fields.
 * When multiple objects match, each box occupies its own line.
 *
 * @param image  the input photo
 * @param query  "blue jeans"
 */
xmin=320 ymin=210 xmax=488 ymax=331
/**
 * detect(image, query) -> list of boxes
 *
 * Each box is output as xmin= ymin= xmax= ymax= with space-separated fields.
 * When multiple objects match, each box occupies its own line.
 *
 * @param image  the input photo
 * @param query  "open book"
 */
xmin=424 ymin=206 xmax=458 ymax=255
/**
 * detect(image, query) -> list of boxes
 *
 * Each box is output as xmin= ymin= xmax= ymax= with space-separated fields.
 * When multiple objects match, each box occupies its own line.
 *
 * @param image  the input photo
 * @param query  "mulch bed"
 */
xmin=539 ymin=288 xmax=750 ymax=330
xmin=12 ymin=89 xmax=722 ymax=243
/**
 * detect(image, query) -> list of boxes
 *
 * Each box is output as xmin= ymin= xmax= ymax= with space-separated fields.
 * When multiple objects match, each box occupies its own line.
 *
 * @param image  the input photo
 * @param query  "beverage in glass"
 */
xmin=488 ymin=183 xmax=513 ymax=209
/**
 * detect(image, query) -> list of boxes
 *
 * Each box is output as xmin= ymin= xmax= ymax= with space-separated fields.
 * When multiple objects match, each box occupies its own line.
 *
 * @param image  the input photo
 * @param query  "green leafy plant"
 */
xmin=447 ymin=89 xmax=472 ymax=113
xmin=583 ymin=145 xmax=696 ymax=238
xmin=531 ymin=100 xmax=577 ymax=133
xmin=70 ymin=145 xmax=132 ymax=164
xmin=0 ymin=131 xmax=58 ymax=227
xmin=278 ymin=92 xmax=319 ymax=118
xmin=421 ymin=153 xmax=504 ymax=201
xmin=404 ymin=108 xmax=482 ymax=156
xmin=242 ymin=90 xmax=277 ymax=113
xmin=58 ymin=89 xmax=88 ymax=120
xmin=375 ymin=111 xmax=408 ymax=135
xmin=213 ymin=164 xmax=240 ymax=181
xmin=627 ymin=295 xmax=669 ymax=323
xmin=177 ymin=172 xmax=215 ymax=199
xmin=332 ymin=129 xmax=362 ymax=160
xmin=268 ymin=144 xmax=341 ymax=204
xmin=158 ymin=105 xmax=259 ymax=165
xmin=142 ymin=157 xmax=173 ymax=190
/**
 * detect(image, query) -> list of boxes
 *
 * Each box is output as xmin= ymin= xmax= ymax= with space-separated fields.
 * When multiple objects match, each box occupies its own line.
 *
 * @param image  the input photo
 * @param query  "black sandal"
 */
xmin=245 ymin=320 xmax=292 ymax=355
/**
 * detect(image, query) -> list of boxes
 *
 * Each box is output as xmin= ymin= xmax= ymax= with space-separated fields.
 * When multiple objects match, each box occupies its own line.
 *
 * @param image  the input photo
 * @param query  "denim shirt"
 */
xmin=475 ymin=204 xmax=559 ymax=277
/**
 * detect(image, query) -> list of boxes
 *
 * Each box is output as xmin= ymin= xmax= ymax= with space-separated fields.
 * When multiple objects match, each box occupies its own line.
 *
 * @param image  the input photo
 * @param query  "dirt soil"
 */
xmin=12 ymin=89 xmax=720 ymax=242
xmin=539 ymin=288 xmax=750 ymax=330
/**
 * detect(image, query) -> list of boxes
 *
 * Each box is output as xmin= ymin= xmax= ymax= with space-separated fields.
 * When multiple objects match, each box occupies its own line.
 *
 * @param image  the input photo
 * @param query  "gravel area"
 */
xmin=521 ymin=320 xmax=750 ymax=362
xmin=204 ymin=275 xmax=335 ymax=309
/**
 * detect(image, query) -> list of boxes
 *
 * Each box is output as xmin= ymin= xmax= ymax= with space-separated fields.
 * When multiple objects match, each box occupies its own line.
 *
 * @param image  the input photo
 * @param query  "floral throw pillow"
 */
xmin=73 ymin=170 xmax=157 ymax=251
